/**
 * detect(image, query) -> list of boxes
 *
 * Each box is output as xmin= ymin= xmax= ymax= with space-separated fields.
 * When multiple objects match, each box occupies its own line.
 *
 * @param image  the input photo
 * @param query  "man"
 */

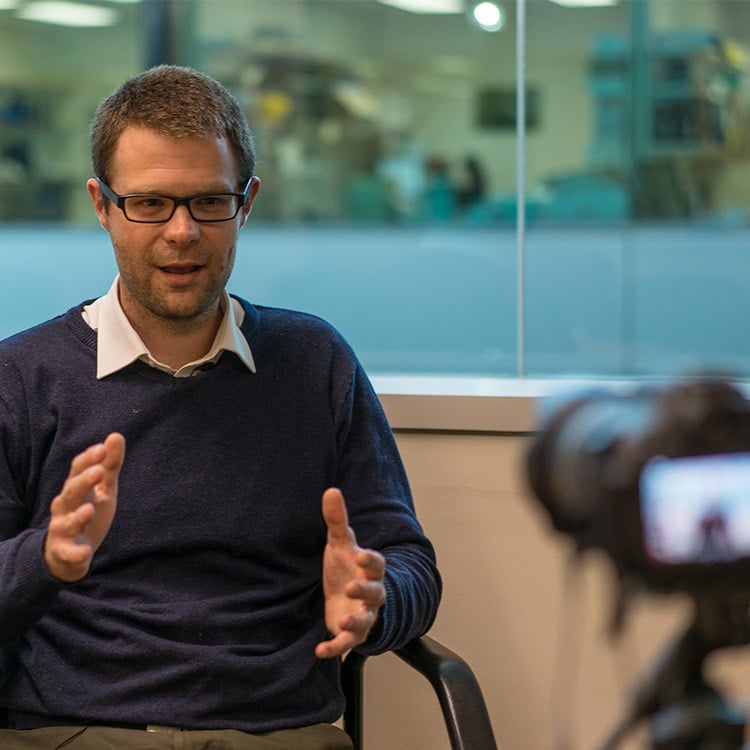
xmin=0 ymin=65 xmax=441 ymax=749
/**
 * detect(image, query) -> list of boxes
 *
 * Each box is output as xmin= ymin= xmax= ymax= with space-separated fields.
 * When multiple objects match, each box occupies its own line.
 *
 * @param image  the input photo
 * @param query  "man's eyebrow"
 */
xmin=124 ymin=184 xmax=237 ymax=196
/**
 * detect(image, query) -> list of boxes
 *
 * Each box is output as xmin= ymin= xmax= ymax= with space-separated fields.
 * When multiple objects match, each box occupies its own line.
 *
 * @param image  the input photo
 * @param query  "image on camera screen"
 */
xmin=640 ymin=452 xmax=750 ymax=566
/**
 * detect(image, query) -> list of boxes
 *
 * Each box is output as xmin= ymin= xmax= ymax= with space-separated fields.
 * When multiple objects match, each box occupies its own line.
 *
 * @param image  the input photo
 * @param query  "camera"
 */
xmin=526 ymin=377 xmax=750 ymax=595
xmin=527 ymin=377 xmax=750 ymax=748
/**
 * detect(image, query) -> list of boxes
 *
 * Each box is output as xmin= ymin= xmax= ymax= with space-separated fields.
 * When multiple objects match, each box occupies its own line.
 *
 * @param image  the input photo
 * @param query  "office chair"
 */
xmin=341 ymin=634 xmax=498 ymax=750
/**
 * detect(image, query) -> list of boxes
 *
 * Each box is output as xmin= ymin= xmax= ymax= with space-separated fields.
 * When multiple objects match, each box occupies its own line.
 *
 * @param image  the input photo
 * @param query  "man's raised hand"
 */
xmin=44 ymin=433 xmax=126 ymax=582
xmin=316 ymin=487 xmax=386 ymax=660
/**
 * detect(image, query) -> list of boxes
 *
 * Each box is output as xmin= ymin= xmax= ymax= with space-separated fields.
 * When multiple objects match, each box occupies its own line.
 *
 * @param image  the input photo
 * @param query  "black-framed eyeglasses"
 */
xmin=96 ymin=177 xmax=253 ymax=223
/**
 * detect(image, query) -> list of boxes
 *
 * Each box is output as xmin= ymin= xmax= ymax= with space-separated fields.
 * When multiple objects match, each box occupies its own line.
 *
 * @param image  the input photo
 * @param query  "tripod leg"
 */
xmin=650 ymin=688 xmax=745 ymax=750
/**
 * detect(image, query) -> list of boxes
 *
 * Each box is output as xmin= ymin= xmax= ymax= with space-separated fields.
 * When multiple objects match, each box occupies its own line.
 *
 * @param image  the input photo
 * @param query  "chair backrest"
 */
xmin=341 ymin=634 xmax=498 ymax=750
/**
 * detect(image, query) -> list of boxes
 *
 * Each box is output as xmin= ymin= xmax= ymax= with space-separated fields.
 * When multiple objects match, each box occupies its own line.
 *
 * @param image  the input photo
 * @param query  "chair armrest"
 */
xmin=341 ymin=649 xmax=367 ymax=748
xmin=394 ymin=635 xmax=498 ymax=750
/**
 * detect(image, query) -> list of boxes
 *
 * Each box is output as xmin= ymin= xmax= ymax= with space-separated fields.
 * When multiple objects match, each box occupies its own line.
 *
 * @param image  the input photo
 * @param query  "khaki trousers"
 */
xmin=0 ymin=723 xmax=354 ymax=749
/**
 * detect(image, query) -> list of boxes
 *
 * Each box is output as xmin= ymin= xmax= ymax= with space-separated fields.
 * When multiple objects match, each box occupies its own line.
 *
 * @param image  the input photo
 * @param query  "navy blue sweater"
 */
xmin=0 ymin=298 xmax=441 ymax=732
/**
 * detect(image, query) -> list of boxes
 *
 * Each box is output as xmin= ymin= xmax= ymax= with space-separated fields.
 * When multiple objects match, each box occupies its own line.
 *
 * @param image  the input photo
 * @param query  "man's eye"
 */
xmin=137 ymin=197 xmax=168 ymax=208
xmin=195 ymin=196 xmax=228 ymax=208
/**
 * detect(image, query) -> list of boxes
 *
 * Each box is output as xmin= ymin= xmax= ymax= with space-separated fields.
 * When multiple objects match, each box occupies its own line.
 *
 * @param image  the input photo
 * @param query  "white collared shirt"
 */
xmin=82 ymin=276 xmax=256 ymax=380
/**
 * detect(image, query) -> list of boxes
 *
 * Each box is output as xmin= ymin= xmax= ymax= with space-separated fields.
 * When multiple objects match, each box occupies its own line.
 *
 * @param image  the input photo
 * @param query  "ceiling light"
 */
xmin=471 ymin=1 xmax=505 ymax=31
xmin=376 ymin=0 xmax=463 ymax=14
xmin=547 ymin=0 xmax=618 ymax=6
xmin=16 ymin=1 xmax=118 ymax=27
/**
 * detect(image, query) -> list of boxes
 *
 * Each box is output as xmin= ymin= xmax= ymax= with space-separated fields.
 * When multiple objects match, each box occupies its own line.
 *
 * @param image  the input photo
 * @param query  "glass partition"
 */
xmin=0 ymin=0 xmax=142 ymax=223
xmin=524 ymin=0 xmax=750 ymax=377
xmin=186 ymin=0 xmax=515 ymax=375
xmin=1 ymin=0 xmax=749 ymax=380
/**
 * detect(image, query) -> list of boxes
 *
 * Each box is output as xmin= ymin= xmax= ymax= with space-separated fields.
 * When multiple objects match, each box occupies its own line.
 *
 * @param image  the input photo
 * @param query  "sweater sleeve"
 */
xmin=334 ymin=359 xmax=442 ymax=656
xmin=0 ymin=374 xmax=64 ymax=646
xmin=0 ymin=531 xmax=63 ymax=645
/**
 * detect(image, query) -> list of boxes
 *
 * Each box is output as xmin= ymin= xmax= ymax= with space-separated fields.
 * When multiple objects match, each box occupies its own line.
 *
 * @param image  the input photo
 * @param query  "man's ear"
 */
xmin=239 ymin=176 xmax=261 ymax=228
xmin=87 ymin=178 xmax=110 ymax=232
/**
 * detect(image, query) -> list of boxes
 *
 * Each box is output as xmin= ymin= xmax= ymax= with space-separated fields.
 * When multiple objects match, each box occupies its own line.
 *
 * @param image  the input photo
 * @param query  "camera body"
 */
xmin=526 ymin=378 xmax=750 ymax=594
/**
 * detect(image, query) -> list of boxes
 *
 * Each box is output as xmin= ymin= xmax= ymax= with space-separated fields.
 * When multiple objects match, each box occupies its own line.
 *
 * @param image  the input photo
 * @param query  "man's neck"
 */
xmin=128 ymin=306 xmax=223 ymax=370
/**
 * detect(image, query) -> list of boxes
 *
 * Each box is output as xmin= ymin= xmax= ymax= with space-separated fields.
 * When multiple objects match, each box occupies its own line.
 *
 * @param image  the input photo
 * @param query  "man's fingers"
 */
xmin=69 ymin=442 xmax=107 ymax=476
xmin=315 ymin=609 xmax=379 ymax=660
xmin=49 ymin=500 xmax=95 ymax=538
xmin=354 ymin=549 xmax=385 ymax=579
xmin=322 ymin=487 xmax=356 ymax=546
xmin=315 ymin=631 xmax=355 ymax=660
xmin=55 ymin=433 xmax=125 ymax=513
xmin=346 ymin=579 xmax=386 ymax=604
xmin=101 ymin=432 xmax=126 ymax=472
xmin=48 ymin=540 xmax=93 ymax=574
xmin=56 ymin=543 xmax=92 ymax=565
xmin=53 ymin=465 xmax=104 ymax=514
xmin=67 ymin=433 xmax=125 ymax=481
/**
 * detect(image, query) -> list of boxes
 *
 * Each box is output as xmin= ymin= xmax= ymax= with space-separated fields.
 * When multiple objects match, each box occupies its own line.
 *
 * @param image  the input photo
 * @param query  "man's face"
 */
xmin=87 ymin=126 xmax=259 ymax=333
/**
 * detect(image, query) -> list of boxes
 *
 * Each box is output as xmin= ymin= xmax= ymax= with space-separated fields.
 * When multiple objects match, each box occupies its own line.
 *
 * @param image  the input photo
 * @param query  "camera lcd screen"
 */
xmin=640 ymin=452 xmax=750 ymax=565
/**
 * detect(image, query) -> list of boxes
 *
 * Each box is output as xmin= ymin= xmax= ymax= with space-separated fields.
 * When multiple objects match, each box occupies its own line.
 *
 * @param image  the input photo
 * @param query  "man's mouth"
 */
xmin=158 ymin=263 xmax=205 ymax=286
xmin=161 ymin=263 xmax=203 ymax=275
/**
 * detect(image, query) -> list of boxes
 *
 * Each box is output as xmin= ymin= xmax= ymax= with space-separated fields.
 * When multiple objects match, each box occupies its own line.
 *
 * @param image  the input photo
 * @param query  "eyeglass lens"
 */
xmin=123 ymin=194 xmax=241 ymax=222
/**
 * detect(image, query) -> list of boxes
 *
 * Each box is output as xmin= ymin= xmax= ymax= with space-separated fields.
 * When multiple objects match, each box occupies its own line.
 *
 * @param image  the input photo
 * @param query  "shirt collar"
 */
xmin=82 ymin=275 xmax=256 ymax=379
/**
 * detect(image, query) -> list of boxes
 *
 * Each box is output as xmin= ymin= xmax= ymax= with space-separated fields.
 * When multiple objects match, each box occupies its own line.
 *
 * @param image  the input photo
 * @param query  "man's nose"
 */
xmin=163 ymin=203 xmax=200 ymax=240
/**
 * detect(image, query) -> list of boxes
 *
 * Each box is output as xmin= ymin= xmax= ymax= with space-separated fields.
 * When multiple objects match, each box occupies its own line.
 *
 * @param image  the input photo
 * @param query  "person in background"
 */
xmin=0 ymin=65 xmax=441 ymax=750
xmin=456 ymin=155 xmax=487 ymax=215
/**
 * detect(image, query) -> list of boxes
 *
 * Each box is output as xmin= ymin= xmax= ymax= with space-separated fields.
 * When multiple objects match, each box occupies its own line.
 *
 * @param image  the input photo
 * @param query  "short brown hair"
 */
xmin=90 ymin=65 xmax=256 ymax=186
